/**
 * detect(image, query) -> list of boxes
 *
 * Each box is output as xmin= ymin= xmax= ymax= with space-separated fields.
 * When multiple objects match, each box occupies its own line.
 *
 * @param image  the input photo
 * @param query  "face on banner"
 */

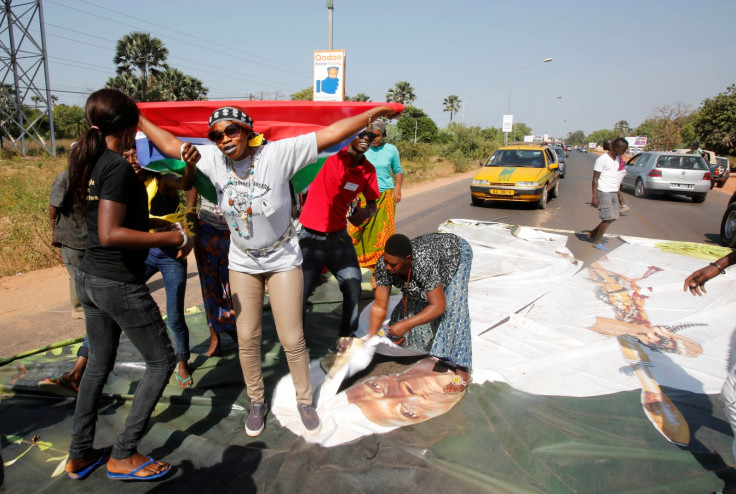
xmin=345 ymin=358 xmax=464 ymax=428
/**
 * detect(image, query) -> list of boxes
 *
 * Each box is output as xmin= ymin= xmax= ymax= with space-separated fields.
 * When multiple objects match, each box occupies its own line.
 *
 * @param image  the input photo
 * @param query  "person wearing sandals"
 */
xmin=124 ymin=147 xmax=197 ymax=388
xmin=347 ymin=119 xmax=403 ymax=288
xmin=138 ymin=103 xmax=400 ymax=436
xmin=368 ymin=233 xmax=473 ymax=393
xmin=64 ymin=89 xmax=199 ymax=481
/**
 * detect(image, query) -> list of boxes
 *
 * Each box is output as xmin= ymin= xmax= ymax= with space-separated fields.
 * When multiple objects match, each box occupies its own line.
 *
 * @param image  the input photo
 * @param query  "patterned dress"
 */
xmin=374 ymin=233 xmax=473 ymax=369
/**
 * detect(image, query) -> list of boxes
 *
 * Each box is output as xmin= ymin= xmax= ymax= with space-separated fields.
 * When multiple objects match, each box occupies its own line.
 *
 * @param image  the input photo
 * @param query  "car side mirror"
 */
xmin=549 ymin=163 xmax=559 ymax=170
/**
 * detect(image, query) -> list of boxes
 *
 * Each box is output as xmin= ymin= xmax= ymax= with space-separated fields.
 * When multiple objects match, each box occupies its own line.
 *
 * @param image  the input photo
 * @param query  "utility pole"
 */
xmin=326 ymin=0 xmax=333 ymax=50
xmin=0 ymin=0 xmax=56 ymax=156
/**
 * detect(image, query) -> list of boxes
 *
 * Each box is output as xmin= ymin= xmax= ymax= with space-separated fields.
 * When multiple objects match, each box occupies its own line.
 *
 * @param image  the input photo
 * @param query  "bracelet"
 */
xmin=177 ymin=230 xmax=189 ymax=249
xmin=180 ymin=142 xmax=187 ymax=162
xmin=710 ymin=262 xmax=726 ymax=275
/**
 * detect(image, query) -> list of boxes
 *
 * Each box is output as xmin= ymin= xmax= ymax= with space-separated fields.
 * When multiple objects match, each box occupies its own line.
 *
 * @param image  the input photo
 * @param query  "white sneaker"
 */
xmin=620 ymin=204 xmax=631 ymax=213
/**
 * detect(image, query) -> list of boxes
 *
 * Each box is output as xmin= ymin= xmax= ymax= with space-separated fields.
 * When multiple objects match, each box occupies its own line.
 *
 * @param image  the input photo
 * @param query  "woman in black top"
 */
xmin=64 ymin=89 xmax=198 ymax=481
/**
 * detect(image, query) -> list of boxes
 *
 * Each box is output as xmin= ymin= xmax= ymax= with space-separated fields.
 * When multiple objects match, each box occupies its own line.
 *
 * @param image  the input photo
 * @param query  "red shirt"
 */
xmin=299 ymin=147 xmax=379 ymax=232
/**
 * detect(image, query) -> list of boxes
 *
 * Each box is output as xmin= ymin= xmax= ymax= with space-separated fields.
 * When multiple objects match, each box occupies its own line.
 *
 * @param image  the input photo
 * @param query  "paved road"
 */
xmin=396 ymin=151 xmax=732 ymax=267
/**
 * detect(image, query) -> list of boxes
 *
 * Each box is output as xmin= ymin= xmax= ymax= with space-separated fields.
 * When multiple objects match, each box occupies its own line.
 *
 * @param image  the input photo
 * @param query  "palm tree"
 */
xmin=347 ymin=93 xmax=371 ymax=102
xmin=386 ymin=81 xmax=416 ymax=106
xmin=442 ymin=95 xmax=462 ymax=122
xmin=113 ymin=32 xmax=169 ymax=101
xmin=614 ymin=120 xmax=630 ymax=137
xmin=151 ymin=68 xmax=208 ymax=101
xmin=105 ymin=73 xmax=144 ymax=101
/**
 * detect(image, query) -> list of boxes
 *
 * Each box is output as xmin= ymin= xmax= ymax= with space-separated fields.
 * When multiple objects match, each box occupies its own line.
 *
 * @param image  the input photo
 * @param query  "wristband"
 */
xmin=180 ymin=143 xmax=187 ymax=162
xmin=177 ymin=230 xmax=189 ymax=249
xmin=710 ymin=262 xmax=726 ymax=275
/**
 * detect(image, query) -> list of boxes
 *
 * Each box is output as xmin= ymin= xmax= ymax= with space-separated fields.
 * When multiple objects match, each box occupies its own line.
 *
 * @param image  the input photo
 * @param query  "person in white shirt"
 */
xmin=586 ymin=138 xmax=629 ymax=250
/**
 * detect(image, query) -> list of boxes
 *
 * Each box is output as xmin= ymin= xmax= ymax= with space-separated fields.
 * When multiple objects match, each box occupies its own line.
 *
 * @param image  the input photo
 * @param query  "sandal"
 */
xmin=175 ymin=374 xmax=193 ymax=388
xmin=444 ymin=374 xmax=471 ymax=393
xmin=37 ymin=376 xmax=79 ymax=397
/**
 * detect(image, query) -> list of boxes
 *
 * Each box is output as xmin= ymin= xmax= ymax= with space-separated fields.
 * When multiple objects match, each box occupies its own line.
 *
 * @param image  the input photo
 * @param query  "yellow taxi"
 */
xmin=470 ymin=144 xmax=561 ymax=209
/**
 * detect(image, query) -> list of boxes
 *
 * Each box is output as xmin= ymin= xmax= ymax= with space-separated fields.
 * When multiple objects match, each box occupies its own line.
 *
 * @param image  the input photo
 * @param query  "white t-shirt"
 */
xmin=593 ymin=153 xmax=623 ymax=193
xmin=196 ymin=133 xmax=318 ymax=273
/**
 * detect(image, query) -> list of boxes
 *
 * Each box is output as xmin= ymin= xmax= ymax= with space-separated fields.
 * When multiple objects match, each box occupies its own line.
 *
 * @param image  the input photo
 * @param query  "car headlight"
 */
xmin=516 ymin=181 xmax=540 ymax=187
xmin=472 ymin=179 xmax=489 ymax=185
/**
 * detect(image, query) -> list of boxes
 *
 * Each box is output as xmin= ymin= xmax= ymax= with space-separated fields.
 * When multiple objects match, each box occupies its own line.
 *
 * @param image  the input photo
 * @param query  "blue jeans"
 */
xmin=299 ymin=228 xmax=362 ymax=336
xmin=71 ymin=272 xmax=176 ymax=461
xmin=144 ymin=251 xmax=190 ymax=362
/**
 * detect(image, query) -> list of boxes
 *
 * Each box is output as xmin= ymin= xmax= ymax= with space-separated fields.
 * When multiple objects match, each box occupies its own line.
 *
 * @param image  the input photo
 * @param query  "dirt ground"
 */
xmin=0 ymin=169 xmax=479 ymax=359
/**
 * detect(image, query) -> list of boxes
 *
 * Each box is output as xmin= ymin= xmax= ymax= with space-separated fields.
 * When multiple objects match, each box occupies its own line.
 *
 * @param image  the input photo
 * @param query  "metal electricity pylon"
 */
xmin=0 ymin=0 xmax=55 ymax=156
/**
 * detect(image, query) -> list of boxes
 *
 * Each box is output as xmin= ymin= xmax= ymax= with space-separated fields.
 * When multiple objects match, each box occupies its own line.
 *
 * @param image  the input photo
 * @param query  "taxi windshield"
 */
xmin=485 ymin=150 xmax=545 ymax=168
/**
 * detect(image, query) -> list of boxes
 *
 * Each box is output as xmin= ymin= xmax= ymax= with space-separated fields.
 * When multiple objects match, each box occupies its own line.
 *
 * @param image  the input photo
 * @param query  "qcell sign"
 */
xmin=313 ymin=50 xmax=345 ymax=102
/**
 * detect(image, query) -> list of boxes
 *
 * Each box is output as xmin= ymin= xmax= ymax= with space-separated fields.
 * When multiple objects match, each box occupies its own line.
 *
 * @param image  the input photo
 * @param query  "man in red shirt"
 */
xmin=299 ymin=127 xmax=381 ymax=339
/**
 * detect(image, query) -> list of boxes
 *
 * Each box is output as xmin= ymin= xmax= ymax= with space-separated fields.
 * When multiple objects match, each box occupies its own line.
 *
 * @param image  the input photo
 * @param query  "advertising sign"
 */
xmin=313 ymin=50 xmax=345 ymax=102
xmin=502 ymin=114 xmax=513 ymax=133
xmin=625 ymin=136 xmax=648 ymax=147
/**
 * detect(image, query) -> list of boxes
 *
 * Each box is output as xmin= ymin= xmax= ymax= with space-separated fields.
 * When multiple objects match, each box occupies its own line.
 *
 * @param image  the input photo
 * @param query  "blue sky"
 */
xmin=33 ymin=0 xmax=736 ymax=138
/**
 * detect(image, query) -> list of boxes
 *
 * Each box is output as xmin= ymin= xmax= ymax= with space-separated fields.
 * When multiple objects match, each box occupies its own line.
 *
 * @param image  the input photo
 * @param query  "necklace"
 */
xmin=224 ymin=150 xmax=256 ymax=238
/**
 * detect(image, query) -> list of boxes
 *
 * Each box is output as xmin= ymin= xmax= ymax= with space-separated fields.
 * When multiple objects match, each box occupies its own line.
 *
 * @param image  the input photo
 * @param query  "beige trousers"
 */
xmin=229 ymin=267 xmax=313 ymax=405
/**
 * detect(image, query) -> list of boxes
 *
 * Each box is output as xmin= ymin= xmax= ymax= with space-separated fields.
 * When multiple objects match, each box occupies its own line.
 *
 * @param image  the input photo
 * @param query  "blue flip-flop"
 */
xmin=67 ymin=447 xmax=111 ymax=480
xmin=107 ymin=456 xmax=171 ymax=481
xmin=593 ymin=243 xmax=608 ymax=251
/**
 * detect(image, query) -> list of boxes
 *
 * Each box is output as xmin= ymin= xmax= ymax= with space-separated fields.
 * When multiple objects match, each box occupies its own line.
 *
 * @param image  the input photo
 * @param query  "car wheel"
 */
xmin=550 ymin=179 xmax=559 ymax=199
xmin=471 ymin=195 xmax=483 ymax=207
xmin=692 ymin=194 xmax=707 ymax=204
xmin=721 ymin=203 xmax=736 ymax=247
xmin=634 ymin=178 xmax=647 ymax=198
xmin=538 ymin=186 xmax=548 ymax=209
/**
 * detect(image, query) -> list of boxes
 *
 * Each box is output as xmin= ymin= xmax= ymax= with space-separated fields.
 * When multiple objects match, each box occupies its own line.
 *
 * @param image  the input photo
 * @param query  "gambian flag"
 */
xmin=135 ymin=100 xmax=405 ymax=202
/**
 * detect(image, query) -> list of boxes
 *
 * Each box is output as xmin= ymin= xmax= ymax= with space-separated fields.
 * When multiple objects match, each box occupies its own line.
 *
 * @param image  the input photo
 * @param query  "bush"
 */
xmin=395 ymin=141 xmax=433 ymax=162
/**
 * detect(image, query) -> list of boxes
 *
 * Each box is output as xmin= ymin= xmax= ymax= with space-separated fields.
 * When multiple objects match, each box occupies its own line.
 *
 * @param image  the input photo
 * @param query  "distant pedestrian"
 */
xmin=585 ymin=137 xmax=629 ymax=250
xmin=603 ymin=139 xmax=630 ymax=214
xmin=37 ymin=170 xmax=89 ymax=397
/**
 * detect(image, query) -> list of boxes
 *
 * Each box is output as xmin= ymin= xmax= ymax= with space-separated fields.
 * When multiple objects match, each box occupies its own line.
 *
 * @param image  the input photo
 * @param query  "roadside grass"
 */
xmin=0 ymin=150 xmax=462 ymax=277
xmin=0 ymin=152 xmax=68 ymax=276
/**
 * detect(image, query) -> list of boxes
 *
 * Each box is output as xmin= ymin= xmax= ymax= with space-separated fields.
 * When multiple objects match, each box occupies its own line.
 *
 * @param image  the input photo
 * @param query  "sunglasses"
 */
xmin=358 ymin=131 xmax=379 ymax=141
xmin=208 ymin=123 xmax=246 ymax=142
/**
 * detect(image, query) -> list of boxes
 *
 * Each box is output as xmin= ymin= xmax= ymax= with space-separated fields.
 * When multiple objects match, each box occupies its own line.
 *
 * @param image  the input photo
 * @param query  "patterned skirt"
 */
xmin=348 ymin=189 xmax=395 ymax=269
xmin=389 ymin=238 xmax=473 ymax=369
xmin=192 ymin=218 xmax=236 ymax=334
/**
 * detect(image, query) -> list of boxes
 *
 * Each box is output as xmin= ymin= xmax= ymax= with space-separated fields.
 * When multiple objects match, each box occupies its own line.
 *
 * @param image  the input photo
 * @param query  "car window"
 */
xmin=636 ymin=154 xmax=650 ymax=167
xmin=626 ymin=154 xmax=641 ymax=166
xmin=545 ymin=149 xmax=556 ymax=165
xmin=486 ymin=150 xmax=545 ymax=168
xmin=552 ymin=148 xmax=564 ymax=160
xmin=656 ymin=156 xmax=707 ymax=170
xmin=717 ymin=157 xmax=729 ymax=167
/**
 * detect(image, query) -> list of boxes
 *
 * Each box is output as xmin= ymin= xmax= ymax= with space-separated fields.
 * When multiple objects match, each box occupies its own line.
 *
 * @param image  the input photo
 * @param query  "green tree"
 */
xmin=105 ymin=73 xmax=144 ymax=100
xmin=566 ymin=130 xmax=586 ymax=146
xmin=396 ymin=107 xmax=437 ymax=143
xmin=442 ymin=95 xmax=462 ymax=122
xmin=587 ymin=129 xmax=618 ymax=146
xmin=510 ymin=123 xmax=531 ymax=142
xmin=614 ymin=120 xmax=630 ymax=137
xmin=386 ymin=81 xmax=416 ymax=106
xmin=52 ymin=104 xmax=87 ymax=139
xmin=113 ymin=32 xmax=169 ymax=101
xmin=290 ymin=87 xmax=313 ymax=101
xmin=693 ymin=84 xmax=736 ymax=155
xmin=149 ymin=68 xmax=208 ymax=101
xmin=346 ymin=93 xmax=371 ymax=102
xmin=646 ymin=102 xmax=691 ymax=150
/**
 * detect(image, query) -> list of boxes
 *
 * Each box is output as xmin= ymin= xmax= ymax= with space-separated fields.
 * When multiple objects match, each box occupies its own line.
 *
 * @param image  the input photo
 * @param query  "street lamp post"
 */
xmin=504 ymin=57 xmax=552 ymax=145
